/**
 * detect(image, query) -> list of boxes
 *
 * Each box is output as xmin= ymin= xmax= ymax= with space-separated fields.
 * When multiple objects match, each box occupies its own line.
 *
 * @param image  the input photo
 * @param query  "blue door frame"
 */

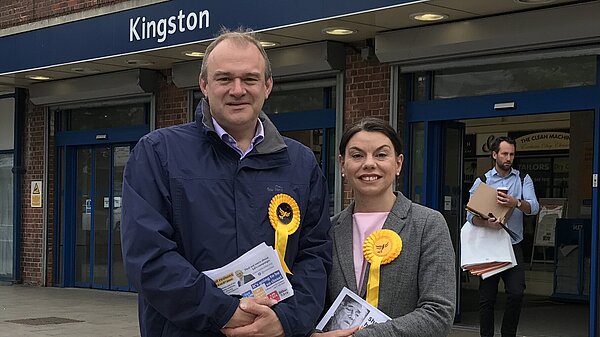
xmin=268 ymin=108 xmax=336 ymax=179
xmin=405 ymin=66 xmax=600 ymax=335
xmin=55 ymin=125 xmax=146 ymax=290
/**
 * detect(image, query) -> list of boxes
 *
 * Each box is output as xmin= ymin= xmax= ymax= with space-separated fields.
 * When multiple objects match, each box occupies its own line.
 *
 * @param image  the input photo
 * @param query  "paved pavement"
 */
xmin=0 ymin=284 xmax=588 ymax=337
xmin=0 ymin=284 xmax=138 ymax=337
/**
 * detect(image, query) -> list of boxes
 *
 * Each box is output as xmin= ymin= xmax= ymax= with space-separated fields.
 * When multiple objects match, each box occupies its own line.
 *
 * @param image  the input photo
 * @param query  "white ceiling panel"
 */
xmin=337 ymin=3 xmax=474 ymax=29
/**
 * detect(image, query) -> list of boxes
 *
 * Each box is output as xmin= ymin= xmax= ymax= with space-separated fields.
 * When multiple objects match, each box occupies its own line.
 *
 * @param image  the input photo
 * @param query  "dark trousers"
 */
xmin=479 ymin=243 xmax=526 ymax=337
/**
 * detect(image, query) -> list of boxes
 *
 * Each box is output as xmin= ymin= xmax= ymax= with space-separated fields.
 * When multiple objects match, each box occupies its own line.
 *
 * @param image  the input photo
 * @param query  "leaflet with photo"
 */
xmin=202 ymin=242 xmax=294 ymax=302
xmin=316 ymin=287 xmax=390 ymax=332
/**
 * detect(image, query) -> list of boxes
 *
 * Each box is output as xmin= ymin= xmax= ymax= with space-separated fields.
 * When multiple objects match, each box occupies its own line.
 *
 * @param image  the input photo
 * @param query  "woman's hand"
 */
xmin=311 ymin=326 xmax=360 ymax=337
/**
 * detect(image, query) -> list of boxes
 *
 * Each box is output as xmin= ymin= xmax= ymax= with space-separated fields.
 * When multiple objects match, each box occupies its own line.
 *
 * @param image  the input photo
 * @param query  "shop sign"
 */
xmin=1 ymin=0 xmax=424 ymax=74
xmin=476 ymin=133 xmax=508 ymax=156
xmin=515 ymin=132 xmax=569 ymax=151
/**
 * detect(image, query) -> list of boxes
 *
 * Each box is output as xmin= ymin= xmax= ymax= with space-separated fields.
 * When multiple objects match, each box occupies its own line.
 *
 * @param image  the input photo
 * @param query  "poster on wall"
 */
xmin=31 ymin=181 xmax=42 ymax=208
xmin=533 ymin=198 xmax=567 ymax=247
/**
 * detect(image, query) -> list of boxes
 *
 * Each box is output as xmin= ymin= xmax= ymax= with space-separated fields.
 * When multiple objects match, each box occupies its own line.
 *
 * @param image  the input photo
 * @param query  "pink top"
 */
xmin=352 ymin=212 xmax=389 ymax=292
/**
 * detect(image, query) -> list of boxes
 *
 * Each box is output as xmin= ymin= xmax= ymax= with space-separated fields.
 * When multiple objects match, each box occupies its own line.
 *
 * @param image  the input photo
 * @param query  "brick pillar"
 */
xmin=20 ymin=102 xmax=45 ymax=285
xmin=342 ymin=49 xmax=391 ymax=207
xmin=156 ymin=69 xmax=190 ymax=129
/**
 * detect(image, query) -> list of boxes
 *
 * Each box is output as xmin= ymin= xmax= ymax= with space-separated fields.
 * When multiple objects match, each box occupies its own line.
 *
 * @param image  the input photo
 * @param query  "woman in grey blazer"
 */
xmin=314 ymin=118 xmax=456 ymax=337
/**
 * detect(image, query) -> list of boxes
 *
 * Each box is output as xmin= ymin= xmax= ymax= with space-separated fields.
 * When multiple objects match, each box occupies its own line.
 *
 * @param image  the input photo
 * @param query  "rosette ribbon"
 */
xmin=268 ymin=194 xmax=300 ymax=275
xmin=363 ymin=229 xmax=402 ymax=307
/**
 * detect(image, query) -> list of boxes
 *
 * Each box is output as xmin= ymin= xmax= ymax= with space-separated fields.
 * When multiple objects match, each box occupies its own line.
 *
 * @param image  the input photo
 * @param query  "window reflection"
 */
xmin=58 ymin=104 xmax=147 ymax=131
xmin=433 ymin=56 xmax=596 ymax=99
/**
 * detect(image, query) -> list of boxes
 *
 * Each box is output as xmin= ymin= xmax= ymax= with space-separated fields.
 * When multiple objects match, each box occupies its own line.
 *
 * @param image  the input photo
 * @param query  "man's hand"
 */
xmin=311 ymin=326 xmax=360 ymax=337
xmin=473 ymin=215 xmax=502 ymax=230
xmin=221 ymin=297 xmax=282 ymax=337
xmin=223 ymin=297 xmax=276 ymax=329
xmin=496 ymin=190 xmax=518 ymax=208
xmin=483 ymin=217 xmax=503 ymax=229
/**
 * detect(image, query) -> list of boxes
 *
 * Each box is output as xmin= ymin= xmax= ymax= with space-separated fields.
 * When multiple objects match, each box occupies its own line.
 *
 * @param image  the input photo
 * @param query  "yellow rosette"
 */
xmin=268 ymin=194 xmax=300 ymax=274
xmin=363 ymin=229 xmax=402 ymax=307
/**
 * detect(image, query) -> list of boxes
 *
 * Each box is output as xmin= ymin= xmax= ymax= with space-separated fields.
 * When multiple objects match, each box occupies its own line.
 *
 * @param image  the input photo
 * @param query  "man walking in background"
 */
xmin=467 ymin=136 xmax=539 ymax=337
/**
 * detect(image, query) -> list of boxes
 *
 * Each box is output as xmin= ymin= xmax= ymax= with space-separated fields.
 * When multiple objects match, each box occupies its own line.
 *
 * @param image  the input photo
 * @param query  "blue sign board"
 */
xmin=0 ymin=0 xmax=425 ymax=74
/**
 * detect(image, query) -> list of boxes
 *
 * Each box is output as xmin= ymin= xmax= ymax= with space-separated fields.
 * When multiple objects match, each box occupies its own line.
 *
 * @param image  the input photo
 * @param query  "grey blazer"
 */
xmin=327 ymin=192 xmax=456 ymax=337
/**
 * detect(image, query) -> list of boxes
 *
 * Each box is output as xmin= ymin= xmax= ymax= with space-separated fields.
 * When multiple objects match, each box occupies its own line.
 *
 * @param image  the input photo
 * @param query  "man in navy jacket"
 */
xmin=121 ymin=29 xmax=332 ymax=337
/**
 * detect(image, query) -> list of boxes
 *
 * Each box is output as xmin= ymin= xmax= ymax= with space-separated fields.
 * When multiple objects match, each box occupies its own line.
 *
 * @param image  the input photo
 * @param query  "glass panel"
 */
xmin=462 ymin=111 xmax=594 ymax=272
xmin=0 ymin=153 xmax=14 ymax=278
xmin=280 ymin=129 xmax=336 ymax=215
xmin=112 ymin=145 xmax=131 ymax=288
xmin=93 ymin=146 xmax=110 ymax=286
xmin=566 ymin=110 xmax=594 ymax=221
xmin=191 ymin=91 xmax=205 ymax=121
xmin=58 ymin=103 xmax=146 ymax=131
xmin=326 ymin=128 xmax=336 ymax=216
xmin=515 ymin=157 xmax=553 ymax=198
xmin=410 ymin=123 xmax=425 ymax=204
xmin=281 ymin=129 xmax=323 ymax=164
xmin=552 ymin=157 xmax=569 ymax=198
xmin=440 ymin=123 xmax=464 ymax=321
xmin=263 ymin=87 xmax=334 ymax=114
xmin=75 ymin=148 xmax=92 ymax=284
xmin=57 ymin=148 xmax=64 ymax=285
xmin=434 ymin=56 xmax=596 ymax=99
xmin=0 ymin=98 xmax=15 ymax=150
xmin=412 ymin=72 xmax=428 ymax=101
xmin=442 ymin=125 xmax=464 ymax=242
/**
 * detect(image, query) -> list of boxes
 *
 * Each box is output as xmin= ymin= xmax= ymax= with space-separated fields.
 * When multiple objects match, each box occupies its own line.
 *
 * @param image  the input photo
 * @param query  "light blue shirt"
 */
xmin=467 ymin=167 xmax=539 ymax=244
xmin=212 ymin=117 xmax=264 ymax=159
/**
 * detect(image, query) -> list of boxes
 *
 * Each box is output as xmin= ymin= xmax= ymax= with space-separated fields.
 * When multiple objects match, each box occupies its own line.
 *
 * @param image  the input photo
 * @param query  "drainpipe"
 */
xmin=12 ymin=89 xmax=26 ymax=283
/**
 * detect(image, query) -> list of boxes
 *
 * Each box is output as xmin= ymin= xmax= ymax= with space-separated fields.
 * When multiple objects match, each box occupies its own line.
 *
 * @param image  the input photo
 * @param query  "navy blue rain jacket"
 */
xmin=121 ymin=100 xmax=333 ymax=337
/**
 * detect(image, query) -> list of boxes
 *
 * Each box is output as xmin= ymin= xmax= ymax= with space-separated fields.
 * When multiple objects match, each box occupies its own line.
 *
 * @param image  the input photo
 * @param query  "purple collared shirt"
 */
xmin=212 ymin=117 xmax=265 ymax=159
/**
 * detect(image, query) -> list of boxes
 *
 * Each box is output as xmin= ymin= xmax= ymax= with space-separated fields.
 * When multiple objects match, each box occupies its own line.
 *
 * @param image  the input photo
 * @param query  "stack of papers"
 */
xmin=203 ymin=242 xmax=294 ymax=302
xmin=460 ymin=221 xmax=516 ymax=279
xmin=316 ymin=287 xmax=390 ymax=332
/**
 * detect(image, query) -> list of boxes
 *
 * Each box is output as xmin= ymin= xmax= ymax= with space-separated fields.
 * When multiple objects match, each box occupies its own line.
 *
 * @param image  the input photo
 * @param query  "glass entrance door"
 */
xmin=0 ymin=153 xmax=14 ymax=280
xmin=440 ymin=122 xmax=465 ymax=322
xmin=73 ymin=144 xmax=131 ymax=290
xmin=53 ymin=100 xmax=148 ymax=291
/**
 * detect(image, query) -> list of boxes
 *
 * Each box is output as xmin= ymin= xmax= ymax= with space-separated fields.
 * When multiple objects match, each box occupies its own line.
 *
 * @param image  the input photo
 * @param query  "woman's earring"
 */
xmin=342 ymin=173 xmax=345 ymax=178
xmin=396 ymin=172 xmax=400 ymax=176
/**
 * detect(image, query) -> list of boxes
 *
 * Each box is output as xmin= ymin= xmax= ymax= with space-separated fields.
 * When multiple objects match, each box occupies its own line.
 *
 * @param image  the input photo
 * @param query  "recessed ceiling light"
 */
xmin=410 ymin=12 xmax=448 ymax=21
xmin=126 ymin=59 xmax=155 ymax=66
xmin=26 ymin=75 xmax=52 ymax=81
xmin=71 ymin=67 xmax=101 ymax=74
xmin=260 ymin=41 xmax=279 ymax=48
xmin=183 ymin=51 xmax=205 ymax=58
xmin=514 ymin=0 xmax=555 ymax=4
xmin=322 ymin=27 xmax=357 ymax=36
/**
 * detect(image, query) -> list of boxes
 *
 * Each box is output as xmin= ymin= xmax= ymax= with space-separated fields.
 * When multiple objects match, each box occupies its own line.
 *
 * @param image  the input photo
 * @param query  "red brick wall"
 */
xmin=20 ymin=101 xmax=46 ymax=285
xmin=156 ymin=70 xmax=190 ymax=129
xmin=342 ymin=49 xmax=391 ymax=207
xmin=1 ymin=0 xmax=130 ymax=29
